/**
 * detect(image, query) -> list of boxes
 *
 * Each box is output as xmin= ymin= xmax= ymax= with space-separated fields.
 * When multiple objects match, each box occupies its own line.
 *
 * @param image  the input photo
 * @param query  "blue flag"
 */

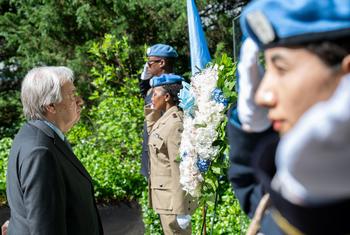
xmin=187 ymin=0 xmax=211 ymax=75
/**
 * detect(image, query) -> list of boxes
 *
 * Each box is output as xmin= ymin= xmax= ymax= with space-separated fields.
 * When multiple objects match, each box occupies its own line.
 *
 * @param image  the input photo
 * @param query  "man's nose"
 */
xmin=77 ymin=96 xmax=84 ymax=106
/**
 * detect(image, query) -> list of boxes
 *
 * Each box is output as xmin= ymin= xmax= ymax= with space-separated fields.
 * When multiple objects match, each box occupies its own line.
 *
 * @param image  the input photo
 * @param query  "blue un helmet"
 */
xmin=149 ymin=74 xmax=184 ymax=88
xmin=240 ymin=0 xmax=350 ymax=49
xmin=146 ymin=44 xmax=178 ymax=58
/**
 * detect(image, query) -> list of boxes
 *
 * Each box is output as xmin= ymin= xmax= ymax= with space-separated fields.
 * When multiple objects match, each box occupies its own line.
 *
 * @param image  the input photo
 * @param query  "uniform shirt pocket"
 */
xmin=152 ymin=134 xmax=164 ymax=150
xmin=151 ymin=176 xmax=173 ymax=211
xmin=151 ymin=134 xmax=171 ymax=176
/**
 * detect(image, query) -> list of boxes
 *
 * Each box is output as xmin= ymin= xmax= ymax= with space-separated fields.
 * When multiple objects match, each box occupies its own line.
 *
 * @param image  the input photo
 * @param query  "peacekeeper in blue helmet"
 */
xmin=139 ymin=44 xmax=178 ymax=178
xmin=140 ymin=44 xmax=178 ymax=98
xmin=145 ymin=74 xmax=197 ymax=235
xmin=227 ymin=0 xmax=350 ymax=234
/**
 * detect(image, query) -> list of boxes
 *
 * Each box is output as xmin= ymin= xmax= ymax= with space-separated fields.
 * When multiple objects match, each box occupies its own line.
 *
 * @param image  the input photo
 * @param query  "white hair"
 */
xmin=21 ymin=66 xmax=75 ymax=120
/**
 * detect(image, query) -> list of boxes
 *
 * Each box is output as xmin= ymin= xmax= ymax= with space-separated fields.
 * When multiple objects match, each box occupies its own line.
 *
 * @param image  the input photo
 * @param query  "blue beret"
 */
xmin=150 ymin=74 xmax=184 ymax=87
xmin=240 ymin=0 xmax=350 ymax=49
xmin=147 ymin=44 xmax=178 ymax=58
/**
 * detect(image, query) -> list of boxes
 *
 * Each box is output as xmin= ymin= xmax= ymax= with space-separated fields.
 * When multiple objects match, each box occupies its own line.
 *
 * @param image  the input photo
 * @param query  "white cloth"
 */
xmin=140 ymin=63 xmax=153 ymax=80
xmin=176 ymin=215 xmax=191 ymax=230
xmin=272 ymin=74 xmax=350 ymax=205
xmin=237 ymin=38 xmax=270 ymax=132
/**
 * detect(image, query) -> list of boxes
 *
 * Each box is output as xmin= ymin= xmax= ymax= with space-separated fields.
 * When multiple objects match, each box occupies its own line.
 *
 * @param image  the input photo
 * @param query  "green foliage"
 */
xmin=0 ymin=0 xmax=247 ymax=139
xmin=215 ymin=53 xmax=237 ymax=106
xmin=88 ymin=35 xmax=133 ymax=96
xmin=0 ymin=138 xmax=11 ymax=194
xmin=0 ymin=90 xmax=25 ymax=138
xmin=140 ymin=191 xmax=163 ymax=235
xmin=67 ymin=34 xmax=146 ymax=201
xmin=0 ymin=0 xmax=246 ymax=81
xmin=0 ymin=0 xmax=114 ymax=79
xmin=191 ymin=183 xmax=249 ymax=234
xmin=0 ymin=137 xmax=11 ymax=205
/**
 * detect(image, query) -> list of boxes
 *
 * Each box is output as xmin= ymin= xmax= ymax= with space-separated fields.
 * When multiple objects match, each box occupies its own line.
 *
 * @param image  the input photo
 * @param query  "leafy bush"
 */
xmin=0 ymin=138 xmax=11 ymax=191
xmin=140 ymin=190 xmax=163 ymax=235
xmin=68 ymin=34 xmax=146 ymax=201
xmin=0 ymin=90 xmax=25 ymax=138
xmin=0 ymin=138 xmax=12 ymax=204
xmin=0 ymin=0 xmax=246 ymax=82
xmin=191 ymin=182 xmax=249 ymax=234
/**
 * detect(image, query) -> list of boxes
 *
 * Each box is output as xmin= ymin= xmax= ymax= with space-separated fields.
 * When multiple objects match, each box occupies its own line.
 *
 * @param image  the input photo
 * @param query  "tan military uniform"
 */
xmin=145 ymin=105 xmax=197 ymax=235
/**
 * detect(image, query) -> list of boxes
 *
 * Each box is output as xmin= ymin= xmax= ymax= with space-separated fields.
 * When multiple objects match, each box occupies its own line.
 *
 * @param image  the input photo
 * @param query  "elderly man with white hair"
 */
xmin=4 ymin=66 xmax=103 ymax=235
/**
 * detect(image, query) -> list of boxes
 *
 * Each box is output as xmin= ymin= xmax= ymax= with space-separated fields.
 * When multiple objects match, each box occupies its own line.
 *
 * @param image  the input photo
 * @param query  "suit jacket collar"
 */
xmin=43 ymin=120 xmax=65 ymax=141
xmin=28 ymin=120 xmax=92 ymax=183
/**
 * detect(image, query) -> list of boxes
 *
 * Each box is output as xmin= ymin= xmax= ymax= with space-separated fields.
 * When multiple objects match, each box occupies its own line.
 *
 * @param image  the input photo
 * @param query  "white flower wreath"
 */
xmin=178 ymin=65 xmax=229 ymax=197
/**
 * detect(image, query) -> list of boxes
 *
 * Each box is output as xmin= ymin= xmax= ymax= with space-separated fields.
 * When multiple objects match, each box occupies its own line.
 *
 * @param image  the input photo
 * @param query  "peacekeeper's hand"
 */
xmin=272 ymin=75 xmax=350 ymax=204
xmin=140 ymin=62 xmax=153 ymax=81
xmin=1 ymin=220 xmax=9 ymax=235
xmin=237 ymin=37 xmax=271 ymax=132
xmin=139 ymin=62 xmax=153 ymax=99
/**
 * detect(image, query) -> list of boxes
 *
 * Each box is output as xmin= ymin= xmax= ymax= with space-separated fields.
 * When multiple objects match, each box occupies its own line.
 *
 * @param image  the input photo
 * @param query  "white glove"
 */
xmin=176 ymin=215 xmax=191 ymax=230
xmin=272 ymin=75 xmax=350 ymax=205
xmin=1 ymin=220 xmax=9 ymax=235
xmin=237 ymin=38 xmax=271 ymax=132
xmin=140 ymin=63 xmax=153 ymax=80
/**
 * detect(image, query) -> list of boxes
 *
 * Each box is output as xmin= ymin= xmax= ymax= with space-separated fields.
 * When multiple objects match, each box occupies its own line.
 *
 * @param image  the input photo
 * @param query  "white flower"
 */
xmin=179 ymin=65 xmax=227 ymax=197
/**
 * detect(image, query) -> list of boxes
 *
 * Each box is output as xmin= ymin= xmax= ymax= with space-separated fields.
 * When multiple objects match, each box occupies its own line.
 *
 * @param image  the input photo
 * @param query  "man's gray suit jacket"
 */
xmin=6 ymin=120 xmax=103 ymax=235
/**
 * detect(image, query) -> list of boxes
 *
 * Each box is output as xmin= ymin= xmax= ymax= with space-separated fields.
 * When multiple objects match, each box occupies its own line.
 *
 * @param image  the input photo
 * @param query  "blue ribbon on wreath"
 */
xmin=196 ymin=158 xmax=211 ymax=173
xmin=211 ymin=88 xmax=228 ymax=107
xmin=178 ymin=81 xmax=195 ymax=116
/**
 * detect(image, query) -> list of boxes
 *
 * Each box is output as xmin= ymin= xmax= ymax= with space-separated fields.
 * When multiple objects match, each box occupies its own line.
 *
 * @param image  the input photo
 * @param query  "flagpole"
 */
xmin=187 ymin=0 xmax=211 ymax=75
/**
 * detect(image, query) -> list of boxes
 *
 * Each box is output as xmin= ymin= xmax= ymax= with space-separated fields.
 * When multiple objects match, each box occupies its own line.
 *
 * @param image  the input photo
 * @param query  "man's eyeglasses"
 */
xmin=147 ymin=60 xmax=162 ymax=66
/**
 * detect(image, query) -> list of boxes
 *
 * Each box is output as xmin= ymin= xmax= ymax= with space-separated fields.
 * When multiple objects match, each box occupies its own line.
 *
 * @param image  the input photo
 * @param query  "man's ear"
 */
xmin=45 ymin=104 xmax=56 ymax=114
xmin=341 ymin=54 xmax=350 ymax=74
xmin=159 ymin=59 xmax=166 ymax=69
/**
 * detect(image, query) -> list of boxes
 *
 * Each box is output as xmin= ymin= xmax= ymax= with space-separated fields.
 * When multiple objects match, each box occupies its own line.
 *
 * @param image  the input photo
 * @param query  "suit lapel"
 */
xmin=55 ymin=137 xmax=92 ymax=182
xmin=28 ymin=120 xmax=92 ymax=183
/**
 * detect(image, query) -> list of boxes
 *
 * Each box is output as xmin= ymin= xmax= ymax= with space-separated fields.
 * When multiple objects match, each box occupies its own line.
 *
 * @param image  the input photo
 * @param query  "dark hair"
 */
xmin=304 ymin=37 xmax=350 ymax=67
xmin=161 ymin=82 xmax=183 ymax=105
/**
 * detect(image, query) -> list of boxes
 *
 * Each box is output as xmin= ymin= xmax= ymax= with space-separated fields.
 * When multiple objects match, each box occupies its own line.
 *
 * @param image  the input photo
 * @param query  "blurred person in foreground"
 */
xmin=145 ymin=74 xmax=197 ymax=234
xmin=139 ymin=44 xmax=178 ymax=178
xmin=5 ymin=66 xmax=103 ymax=235
xmin=227 ymin=0 xmax=350 ymax=234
